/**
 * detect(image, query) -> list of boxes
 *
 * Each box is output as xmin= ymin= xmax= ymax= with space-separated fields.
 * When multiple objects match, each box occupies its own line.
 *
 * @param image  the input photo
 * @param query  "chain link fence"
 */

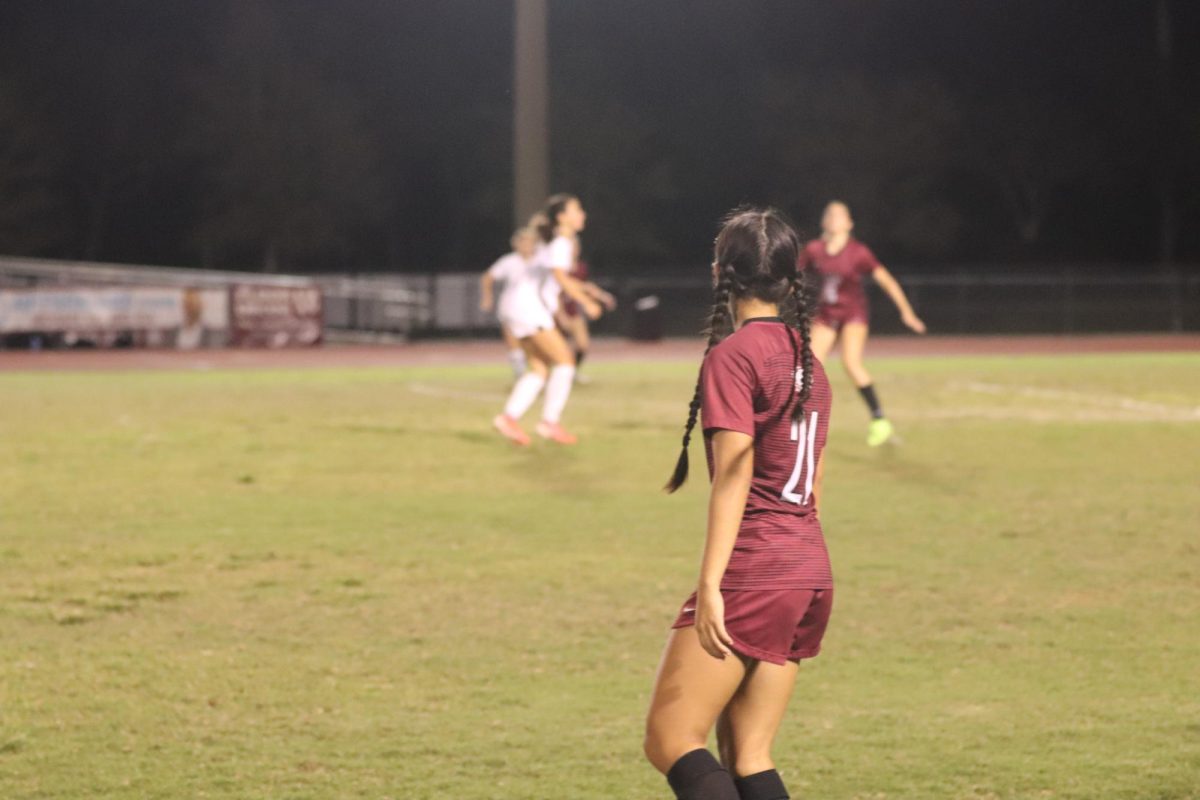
xmin=5 ymin=257 xmax=1197 ymax=341
xmin=382 ymin=267 xmax=1200 ymax=338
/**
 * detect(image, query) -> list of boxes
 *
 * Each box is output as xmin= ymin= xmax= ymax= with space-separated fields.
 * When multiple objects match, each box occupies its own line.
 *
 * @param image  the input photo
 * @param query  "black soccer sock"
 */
xmin=734 ymin=769 xmax=789 ymax=800
xmin=857 ymin=383 xmax=884 ymax=419
xmin=574 ymin=348 xmax=586 ymax=369
xmin=666 ymin=748 xmax=740 ymax=800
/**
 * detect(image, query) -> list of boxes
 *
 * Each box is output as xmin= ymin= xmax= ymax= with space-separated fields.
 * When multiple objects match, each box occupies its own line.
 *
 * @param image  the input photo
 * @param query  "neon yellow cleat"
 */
xmin=867 ymin=418 xmax=894 ymax=447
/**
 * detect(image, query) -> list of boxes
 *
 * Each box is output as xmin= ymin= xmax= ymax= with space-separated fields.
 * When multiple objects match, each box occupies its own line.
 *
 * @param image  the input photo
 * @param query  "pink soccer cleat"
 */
xmin=535 ymin=420 xmax=578 ymax=445
xmin=492 ymin=414 xmax=531 ymax=446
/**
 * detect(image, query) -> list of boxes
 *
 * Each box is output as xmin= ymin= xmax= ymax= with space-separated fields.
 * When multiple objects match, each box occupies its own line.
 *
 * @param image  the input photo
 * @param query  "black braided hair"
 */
xmin=664 ymin=264 xmax=736 ymax=492
xmin=788 ymin=270 xmax=815 ymax=424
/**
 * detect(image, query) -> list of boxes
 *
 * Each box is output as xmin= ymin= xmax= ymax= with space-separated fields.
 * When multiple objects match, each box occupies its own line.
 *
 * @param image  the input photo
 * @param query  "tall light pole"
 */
xmin=513 ymin=0 xmax=549 ymax=227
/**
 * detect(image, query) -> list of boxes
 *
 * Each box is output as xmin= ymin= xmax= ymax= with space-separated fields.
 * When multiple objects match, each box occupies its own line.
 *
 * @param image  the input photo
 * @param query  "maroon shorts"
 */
xmin=815 ymin=303 xmax=868 ymax=331
xmin=672 ymin=587 xmax=833 ymax=665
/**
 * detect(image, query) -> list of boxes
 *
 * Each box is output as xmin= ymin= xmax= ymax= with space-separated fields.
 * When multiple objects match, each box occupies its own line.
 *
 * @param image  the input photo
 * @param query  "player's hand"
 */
xmin=582 ymin=299 xmax=602 ymax=320
xmin=903 ymin=312 xmax=926 ymax=334
xmin=479 ymin=299 xmax=493 ymax=313
xmin=694 ymin=586 xmax=733 ymax=660
xmin=600 ymin=291 xmax=618 ymax=311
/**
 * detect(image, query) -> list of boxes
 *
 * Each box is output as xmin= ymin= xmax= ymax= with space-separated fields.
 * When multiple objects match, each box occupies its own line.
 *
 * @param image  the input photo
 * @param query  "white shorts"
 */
xmin=501 ymin=311 xmax=556 ymax=340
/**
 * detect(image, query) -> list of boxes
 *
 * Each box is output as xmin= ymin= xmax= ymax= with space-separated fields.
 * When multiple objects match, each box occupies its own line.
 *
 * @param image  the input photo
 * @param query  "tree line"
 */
xmin=0 ymin=1 xmax=1195 ymax=273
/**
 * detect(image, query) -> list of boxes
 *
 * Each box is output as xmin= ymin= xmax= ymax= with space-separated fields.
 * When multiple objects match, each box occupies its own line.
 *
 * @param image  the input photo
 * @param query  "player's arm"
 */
xmin=479 ymin=271 xmax=496 ymax=312
xmin=871 ymin=265 xmax=926 ymax=334
xmin=552 ymin=269 xmax=601 ymax=319
xmin=695 ymin=429 xmax=754 ymax=659
xmin=580 ymin=280 xmax=617 ymax=311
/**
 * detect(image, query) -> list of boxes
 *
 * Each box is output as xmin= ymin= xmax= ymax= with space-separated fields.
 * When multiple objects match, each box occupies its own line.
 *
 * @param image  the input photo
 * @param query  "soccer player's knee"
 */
xmin=725 ymin=732 xmax=774 ymax=778
xmin=643 ymin=718 xmax=700 ymax=774
xmin=642 ymin=724 xmax=671 ymax=771
xmin=642 ymin=729 xmax=659 ymax=767
xmin=844 ymin=360 xmax=869 ymax=384
xmin=733 ymin=751 xmax=775 ymax=780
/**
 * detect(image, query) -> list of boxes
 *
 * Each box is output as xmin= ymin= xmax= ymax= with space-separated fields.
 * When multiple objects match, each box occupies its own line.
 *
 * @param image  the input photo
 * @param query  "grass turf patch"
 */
xmin=1 ymin=352 xmax=1198 ymax=798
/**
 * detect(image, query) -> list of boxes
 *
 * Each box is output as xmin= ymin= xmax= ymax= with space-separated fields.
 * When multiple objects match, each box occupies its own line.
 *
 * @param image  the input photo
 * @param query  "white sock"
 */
xmin=507 ymin=349 xmax=526 ymax=378
xmin=503 ymin=371 xmax=545 ymax=420
xmin=541 ymin=365 xmax=575 ymax=424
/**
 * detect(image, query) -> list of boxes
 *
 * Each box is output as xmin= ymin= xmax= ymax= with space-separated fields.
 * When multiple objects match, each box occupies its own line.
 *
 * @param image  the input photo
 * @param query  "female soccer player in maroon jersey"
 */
xmin=644 ymin=208 xmax=833 ymax=800
xmin=799 ymin=201 xmax=925 ymax=446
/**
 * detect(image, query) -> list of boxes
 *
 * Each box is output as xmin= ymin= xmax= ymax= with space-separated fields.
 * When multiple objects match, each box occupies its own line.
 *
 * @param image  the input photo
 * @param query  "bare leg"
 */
xmin=518 ymin=338 xmax=548 ymax=378
xmin=561 ymin=314 xmax=591 ymax=381
xmin=838 ymin=322 xmax=872 ymax=388
xmin=840 ymin=322 xmax=891 ymax=441
xmin=525 ymin=327 xmax=574 ymax=367
xmin=498 ymin=338 xmax=548 ymax=424
xmin=810 ymin=322 xmax=838 ymax=364
xmin=553 ymin=309 xmax=574 ymax=344
xmin=568 ymin=314 xmax=590 ymax=353
xmin=644 ymin=626 xmax=748 ymax=775
xmin=501 ymin=324 xmax=520 ymax=351
xmin=524 ymin=327 xmax=576 ymax=429
xmin=501 ymin=325 xmax=526 ymax=377
xmin=715 ymin=658 xmax=800 ymax=778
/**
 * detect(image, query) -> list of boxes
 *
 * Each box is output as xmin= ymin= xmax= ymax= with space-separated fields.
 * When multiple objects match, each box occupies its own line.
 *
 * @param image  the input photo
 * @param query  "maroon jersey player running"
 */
xmin=644 ymin=208 xmax=833 ymax=800
xmin=799 ymin=201 xmax=925 ymax=446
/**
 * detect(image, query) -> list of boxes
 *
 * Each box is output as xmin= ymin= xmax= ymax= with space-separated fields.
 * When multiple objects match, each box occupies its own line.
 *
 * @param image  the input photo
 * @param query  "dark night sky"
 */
xmin=0 ymin=1 xmax=1196 ymax=273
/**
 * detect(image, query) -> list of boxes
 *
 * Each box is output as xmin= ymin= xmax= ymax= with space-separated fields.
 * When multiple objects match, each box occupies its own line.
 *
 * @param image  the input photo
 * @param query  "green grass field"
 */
xmin=2 ymin=350 xmax=1198 ymax=799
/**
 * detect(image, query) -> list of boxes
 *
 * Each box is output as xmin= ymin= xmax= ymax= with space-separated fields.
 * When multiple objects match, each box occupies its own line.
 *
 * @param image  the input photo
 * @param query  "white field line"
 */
xmin=405 ymin=378 xmax=1200 ymax=425
xmin=406 ymin=382 xmax=505 ymax=403
xmin=405 ymin=379 xmax=675 ymax=412
xmin=952 ymin=380 xmax=1200 ymax=422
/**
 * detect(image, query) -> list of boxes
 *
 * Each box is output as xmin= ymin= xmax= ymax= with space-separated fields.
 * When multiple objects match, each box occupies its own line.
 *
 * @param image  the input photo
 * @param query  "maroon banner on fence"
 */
xmin=228 ymin=284 xmax=323 ymax=347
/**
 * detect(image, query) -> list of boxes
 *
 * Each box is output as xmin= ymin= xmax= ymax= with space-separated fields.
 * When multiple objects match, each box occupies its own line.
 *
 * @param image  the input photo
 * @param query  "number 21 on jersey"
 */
xmin=781 ymin=410 xmax=819 ymax=506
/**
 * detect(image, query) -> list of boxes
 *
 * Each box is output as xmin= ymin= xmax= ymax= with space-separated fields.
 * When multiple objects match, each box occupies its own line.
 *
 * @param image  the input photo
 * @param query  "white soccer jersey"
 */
xmin=487 ymin=251 xmax=526 ymax=283
xmin=488 ymin=252 xmax=539 ymax=321
xmin=489 ymin=250 xmax=554 ymax=338
xmin=538 ymin=235 xmax=575 ymax=313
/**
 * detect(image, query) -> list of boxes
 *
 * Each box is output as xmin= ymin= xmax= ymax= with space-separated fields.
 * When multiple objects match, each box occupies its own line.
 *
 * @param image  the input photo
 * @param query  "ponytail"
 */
xmin=787 ymin=271 xmax=815 ymax=423
xmin=539 ymin=194 xmax=576 ymax=243
xmin=665 ymin=265 xmax=736 ymax=492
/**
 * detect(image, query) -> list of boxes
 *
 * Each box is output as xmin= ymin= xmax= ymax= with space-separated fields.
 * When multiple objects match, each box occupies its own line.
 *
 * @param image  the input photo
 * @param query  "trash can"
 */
xmin=631 ymin=295 xmax=662 ymax=342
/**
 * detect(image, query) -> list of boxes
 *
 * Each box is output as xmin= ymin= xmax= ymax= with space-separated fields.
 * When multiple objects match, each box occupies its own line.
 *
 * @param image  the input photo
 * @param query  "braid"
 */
xmin=789 ymin=269 xmax=815 ymax=424
xmin=665 ymin=265 xmax=737 ymax=492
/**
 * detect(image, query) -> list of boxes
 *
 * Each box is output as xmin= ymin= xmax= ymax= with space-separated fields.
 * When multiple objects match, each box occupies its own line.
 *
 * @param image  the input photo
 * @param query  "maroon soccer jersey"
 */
xmin=798 ymin=238 xmax=880 ymax=319
xmin=700 ymin=318 xmax=834 ymax=589
xmin=561 ymin=259 xmax=590 ymax=317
